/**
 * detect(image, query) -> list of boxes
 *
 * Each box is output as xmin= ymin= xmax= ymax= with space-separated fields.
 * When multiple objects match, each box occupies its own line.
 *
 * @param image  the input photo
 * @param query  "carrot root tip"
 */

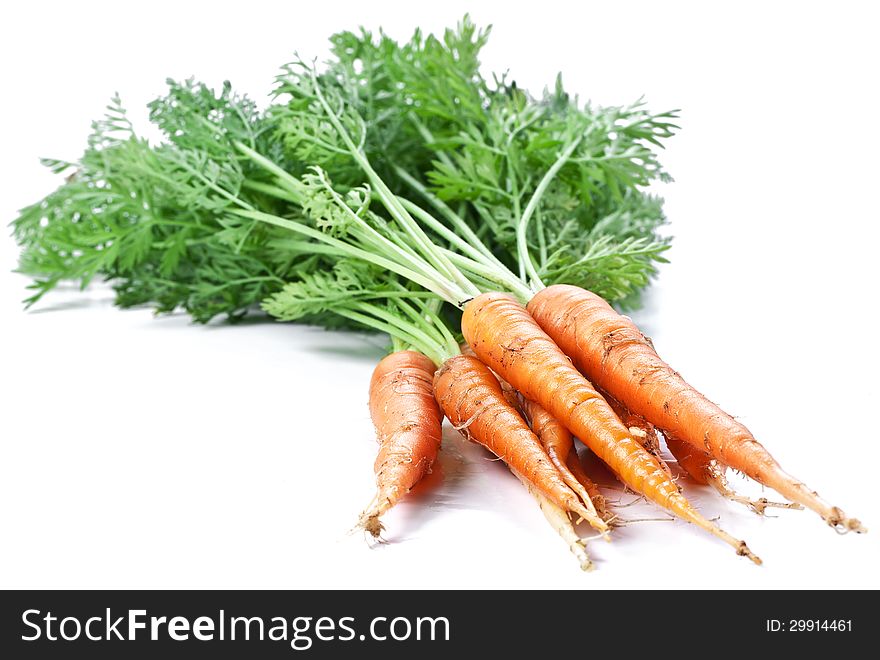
xmin=827 ymin=508 xmax=867 ymax=534
xmin=356 ymin=490 xmax=399 ymax=541
xmin=567 ymin=539 xmax=594 ymax=572
xmin=361 ymin=515 xmax=385 ymax=539
xmin=737 ymin=541 xmax=763 ymax=566
xmin=571 ymin=504 xmax=611 ymax=536
xmin=691 ymin=512 xmax=763 ymax=565
xmin=569 ymin=542 xmax=594 ymax=572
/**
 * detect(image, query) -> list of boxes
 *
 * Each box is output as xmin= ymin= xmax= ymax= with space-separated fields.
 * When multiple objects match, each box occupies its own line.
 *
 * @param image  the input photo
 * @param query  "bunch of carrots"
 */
xmin=368 ymin=288 xmax=839 ymax=569
xmin=13 ymin=18 xmax=864 ymax=570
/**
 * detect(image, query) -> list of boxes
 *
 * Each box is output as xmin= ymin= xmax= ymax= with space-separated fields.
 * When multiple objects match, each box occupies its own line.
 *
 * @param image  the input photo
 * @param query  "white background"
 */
xmin=1 ymin=1 xmax=878 ymax=588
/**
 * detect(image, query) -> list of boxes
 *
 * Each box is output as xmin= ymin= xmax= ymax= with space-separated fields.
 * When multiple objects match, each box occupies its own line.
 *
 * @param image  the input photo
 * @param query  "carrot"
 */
xmin=464 ymin=361 xmax=602 ymax=560
xmin=514 ymin=469 xmax=594 ymax=571
xmin=463 ymin=292 xmax=761 ymax=563
xmin=602 ymin=390 xmax=796 ymax=514
xmin=516 ymin=394 xmax=607 ymax=525
xmin=599 ymin=388 xmax=673 ymax=478
xmin=663 ymin=431 xmax=801 ymax=515
xmin=470 ymin=357 xmax=609 ymax=536
xmin=501 ymin=378 xmax=612 ymax=528
xmin=357 ymin=350 xmax=443 ymax=537
xmin=528 ymin=284 xmax=863 ymax=533
xmin=565 ymin=448 xmax=612 ymax=524
xmin=432 ymin=353 xmax=608 ymax=533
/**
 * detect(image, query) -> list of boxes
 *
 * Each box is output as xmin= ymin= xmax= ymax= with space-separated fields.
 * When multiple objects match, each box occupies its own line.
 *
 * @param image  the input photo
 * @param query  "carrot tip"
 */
xmin=824 ymin=506 xmax=866 ymax=534
xmin=571 ymin=503 xmax=611 ymax=536
xmin=737 ymin=541 xmax=763 ymax=566
xmin=689 ymin=510 xmax=763 ymax=564
xmin=566 ymin=538 xmax=594 ymax=572
xmin=355 ymin=490 xmax=397 ymax=541
xmin=568 ymin=541 xmax=594 ymax=572
xmin=360 ymin=515 xmax=385 ymax=539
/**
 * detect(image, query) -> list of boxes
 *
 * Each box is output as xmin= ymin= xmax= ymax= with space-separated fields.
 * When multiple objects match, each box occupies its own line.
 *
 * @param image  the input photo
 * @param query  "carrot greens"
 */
xmin=13 ymin=18 xmax=673 ymax=325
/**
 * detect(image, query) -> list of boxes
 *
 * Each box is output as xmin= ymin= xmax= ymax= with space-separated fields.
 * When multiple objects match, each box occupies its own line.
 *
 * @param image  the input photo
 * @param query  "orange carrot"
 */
xmin=502 ymin=380 xmax=611 ymax=528
xmin=464 ymin=344 xmax=607 ymax=534
xmin=663 ymin=431 xmax=801 ymax=515
xmin=517 ymin=395 xmax=605 ymax=524
xmin=433 ymin=353 xmax=607 ymax=533
xmin=487 ymin=371 xmax=601 ymax=561
xmin=565 ymin=449 xmax=612 ymax=524
xmin=528 ymin=284 xmax=863 ymax=533
xmin=599 ymin=388 xmax=673 ymax=477
xmin=601 ymin=392 xmax=795 ymax=514
xmin=357 ymin=350 xmax=443 ymax=537
xmin=463 ymin=292 xmax=761 ymax=563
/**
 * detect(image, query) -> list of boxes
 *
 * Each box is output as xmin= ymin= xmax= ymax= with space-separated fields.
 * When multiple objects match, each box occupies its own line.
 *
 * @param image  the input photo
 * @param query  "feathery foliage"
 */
xmin=12 ymin=16 xmax=676 ymax=331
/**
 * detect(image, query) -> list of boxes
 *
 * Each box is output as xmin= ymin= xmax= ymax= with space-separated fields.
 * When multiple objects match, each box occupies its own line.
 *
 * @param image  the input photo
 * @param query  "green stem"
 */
xmin=233 ymin=208 xmax=468 ymax=304
xmin=336 ymin=309 xmax=445 ymax=366
xmin=440 ymin=248 xmax=532 ymax=302
xmin=394 ymin=168 xmax=501 ymax=267
xmin=417 ymin=298 xmax=460 ymax=359
xmin=178 ymin=151 xmax=425 ymax=287
xmin=393 ymin=296 xmax=432 ymax=329
xmin=535 ymin=208 xmax=548 ymax=268
xmin=473 ymin=202 xmax=505 ymax=241
xmin=516 ymin=135 xmax=583 ymax=290
xmin=510 ymin=175 xmax=524 ymax=280
xmin=236 ymin=142 xmax=304 ymax=202
xmin=397 ymin=197 xmax=493 ymax=272
xmin=241 ymin=179 xmax=300 ymax=204
xmin=310 ymin=169 xmax=455 ymax=288
xmin=242 ymin=149 xmax=454 ymax=297
xmin=307 ymin=69 xmax=478 ymax=298
xmin=351 ymin=302 xmax=447 ymax=361
xmin=392 ymin=296 xmax=458 ymax=359
xmin=409 ymin=115 xmax=456 ymax=171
